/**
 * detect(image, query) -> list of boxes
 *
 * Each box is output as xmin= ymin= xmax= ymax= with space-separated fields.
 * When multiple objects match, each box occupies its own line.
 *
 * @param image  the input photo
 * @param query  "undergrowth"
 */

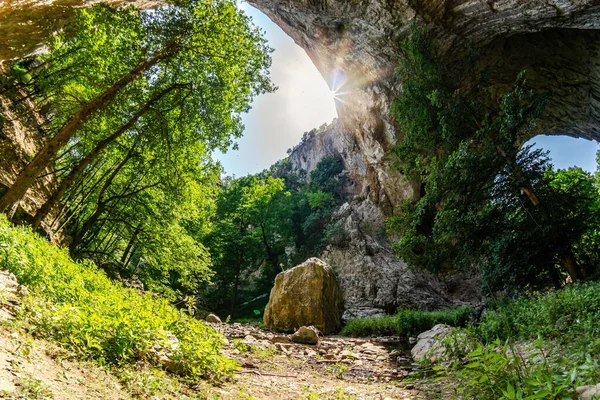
xmin=0 ymin=215 xmax=237 ymax=381
xmin=412 ymin=283 xmax=600 ymax=399
xmin=341 ymin=306 xmax=472 ymax=337
xmin=475 ymin=281 xmax=600 ymax=344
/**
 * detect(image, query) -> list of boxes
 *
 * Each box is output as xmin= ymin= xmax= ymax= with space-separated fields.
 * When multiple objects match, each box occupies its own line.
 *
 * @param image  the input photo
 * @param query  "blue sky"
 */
xmin=216 ymin=4 xmax=599 ymax=177
xmin=526 ymin=136 xmax=599 ymax=173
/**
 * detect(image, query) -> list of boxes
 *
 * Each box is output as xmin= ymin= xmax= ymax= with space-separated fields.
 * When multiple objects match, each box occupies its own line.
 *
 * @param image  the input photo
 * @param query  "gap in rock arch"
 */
xmin=525 ymin=135 xmax=599 ymax=173
xmin=214 ymin=3 xmax=338 ymax=178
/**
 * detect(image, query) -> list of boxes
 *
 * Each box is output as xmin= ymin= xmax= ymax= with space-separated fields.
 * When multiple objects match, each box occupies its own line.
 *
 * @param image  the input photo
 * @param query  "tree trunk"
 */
xmin=31 ymin=84 xmax=183 ymax=229
xmin=69 ymin=146 xmax=136 ymax=253
xmin=0 ymin=48 xmax=175 ymax=217
xmin=121 ymin=226 xmax=141 ymax=267
xmin=561 ymin=248 xmax=581 ymax=282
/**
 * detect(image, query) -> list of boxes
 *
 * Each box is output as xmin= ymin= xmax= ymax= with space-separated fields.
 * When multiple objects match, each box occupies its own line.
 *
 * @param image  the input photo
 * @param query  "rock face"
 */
xmin=264 ymin=258 xmax=344 ymax=334
xmin=248 ymin=0 xmax=600 ymax=314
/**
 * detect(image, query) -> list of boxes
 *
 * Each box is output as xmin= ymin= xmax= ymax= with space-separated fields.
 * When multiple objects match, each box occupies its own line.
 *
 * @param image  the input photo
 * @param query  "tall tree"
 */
xmin=0 ymin=0 xmax=273 ymax=217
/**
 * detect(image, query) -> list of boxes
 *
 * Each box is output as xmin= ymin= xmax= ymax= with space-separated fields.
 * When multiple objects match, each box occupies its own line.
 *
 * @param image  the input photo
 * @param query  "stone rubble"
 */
xmin=0 ymin=269 xmax=28 ymax=321
xmin=207 ymin=321 xmax=415 ymax=384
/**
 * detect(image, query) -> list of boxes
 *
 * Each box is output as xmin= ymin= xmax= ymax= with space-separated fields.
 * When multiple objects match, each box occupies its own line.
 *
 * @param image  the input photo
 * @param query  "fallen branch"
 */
xmin=238 ymin=370 xmax=298 ymax=378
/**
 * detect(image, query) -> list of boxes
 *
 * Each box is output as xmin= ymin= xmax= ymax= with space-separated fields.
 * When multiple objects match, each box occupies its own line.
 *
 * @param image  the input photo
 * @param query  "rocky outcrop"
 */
xmin=323 ymin=198 xmax=455 ymax=317
xmin=264 ymin=258 xmax=344 ymax=334
xmin=252 ymin=0 xmax=600 ymax=314
xmin=0 ymin=0 xmax=161 ymax=64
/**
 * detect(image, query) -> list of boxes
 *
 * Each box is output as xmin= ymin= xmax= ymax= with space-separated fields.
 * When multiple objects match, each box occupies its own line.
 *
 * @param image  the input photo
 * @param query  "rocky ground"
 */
xmin=0 ymin=269 xmax=430 ymax=399
xmin=199 ymin=322 xmax=424 ymax=399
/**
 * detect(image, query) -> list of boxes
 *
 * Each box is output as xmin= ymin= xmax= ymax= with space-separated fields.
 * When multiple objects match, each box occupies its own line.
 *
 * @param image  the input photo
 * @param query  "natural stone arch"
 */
xmin=481 ymin=28 xmax=600 ymax=142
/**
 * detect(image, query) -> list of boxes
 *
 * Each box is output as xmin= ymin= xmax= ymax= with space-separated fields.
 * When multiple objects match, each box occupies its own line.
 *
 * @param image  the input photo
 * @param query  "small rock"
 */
xmin=291 ymin=326 xmax=319 ymax=345
xmin=205 ymin=313 xmax=222 ymax=323
xmin=305 ymin=348 xmax=317 ymax=357
xmin=149 ymin=332 xmax=180 ymax=372
xmin=275 ymin=343 xmax=291 ymax=354
xmin=576 ymin=383 xmax=600 ymax=400
xmin=270 ymin=335 xmax=292 ymax=344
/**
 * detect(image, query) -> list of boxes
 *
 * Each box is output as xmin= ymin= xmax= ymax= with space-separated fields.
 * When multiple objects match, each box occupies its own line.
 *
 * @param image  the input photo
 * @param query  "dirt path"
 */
xmin=0 ymin=269 xmax=424 ymax=399
xmin=195 ymin=323 xmax=424 ymax=399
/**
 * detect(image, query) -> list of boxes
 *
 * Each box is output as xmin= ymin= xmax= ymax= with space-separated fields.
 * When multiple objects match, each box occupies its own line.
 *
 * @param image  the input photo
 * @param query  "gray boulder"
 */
xmin=291 ymin=326 xmax=319 ymax=345
xmin=411 ymin=324 xmax=454 ymax=363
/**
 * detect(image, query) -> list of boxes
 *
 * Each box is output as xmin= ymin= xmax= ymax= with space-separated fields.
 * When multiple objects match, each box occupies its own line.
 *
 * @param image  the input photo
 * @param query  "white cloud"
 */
xmin=215 ymin=3 xmax=337 ymax=177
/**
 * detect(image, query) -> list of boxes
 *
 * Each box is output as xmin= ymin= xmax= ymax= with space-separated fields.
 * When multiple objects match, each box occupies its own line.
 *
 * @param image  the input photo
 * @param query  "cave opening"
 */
xmin=525 ymin=134 xmax=599 ymax=173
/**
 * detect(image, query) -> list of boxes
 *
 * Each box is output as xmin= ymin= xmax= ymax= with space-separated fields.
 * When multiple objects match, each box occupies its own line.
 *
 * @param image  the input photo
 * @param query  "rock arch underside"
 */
xmin=2 ymin=0 xmax=600 ymax=316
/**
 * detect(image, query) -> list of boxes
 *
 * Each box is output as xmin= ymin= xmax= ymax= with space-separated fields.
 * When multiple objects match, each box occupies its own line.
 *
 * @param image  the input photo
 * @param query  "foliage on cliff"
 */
xmin=389 ymin=27 xmax=600 ymax=292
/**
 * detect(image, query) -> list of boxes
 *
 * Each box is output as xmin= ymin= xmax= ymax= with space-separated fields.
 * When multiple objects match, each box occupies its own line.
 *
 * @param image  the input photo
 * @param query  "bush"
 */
xmin=475 ymin=282 xmax=600 ymax=344
xmin=341 ymin=306 xmax=473 ymax=337
xmin=427 ymin=284 xmax=600 ymax=399
xmin=0 ymin=215 xmax=237 ymax=381
xmin=442 ymin=339 xmax=599 ymax=400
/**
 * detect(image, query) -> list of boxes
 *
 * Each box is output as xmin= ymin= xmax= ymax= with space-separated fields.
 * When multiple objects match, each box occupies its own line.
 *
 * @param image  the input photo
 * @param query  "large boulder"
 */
xmin=263 ymin=258 xmax=344 ymax=334
xmin=411 ymin=324 xmax=474 ymax=364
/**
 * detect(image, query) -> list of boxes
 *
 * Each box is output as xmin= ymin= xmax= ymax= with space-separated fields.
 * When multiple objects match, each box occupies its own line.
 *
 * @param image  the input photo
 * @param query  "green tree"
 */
xmin=389 ymin=27 xmax=596 ymax=291
xmin=0 ymin=0 xmax=273 ymax=218
xmin=204 ymin=176 xmax=290 ymax=316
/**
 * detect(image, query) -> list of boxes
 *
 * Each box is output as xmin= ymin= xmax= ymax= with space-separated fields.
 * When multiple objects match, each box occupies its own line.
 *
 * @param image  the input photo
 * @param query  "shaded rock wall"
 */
xmin=0 ymin=0 xmax=161 ymax=64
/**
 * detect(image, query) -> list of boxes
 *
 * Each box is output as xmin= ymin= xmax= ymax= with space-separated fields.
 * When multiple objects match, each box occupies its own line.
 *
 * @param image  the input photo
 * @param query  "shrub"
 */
xmin=427 ymin=284 xmax=600 ymax=399
xmin=341 ymin=306 xmax=473 ymax=337
xmin=442 ymin=339 xmax=597 ymax=400
xmin=0 ymin=215 xmax=237 ymax=381
xmin=475 ymin=282 xmax=600 ymax=344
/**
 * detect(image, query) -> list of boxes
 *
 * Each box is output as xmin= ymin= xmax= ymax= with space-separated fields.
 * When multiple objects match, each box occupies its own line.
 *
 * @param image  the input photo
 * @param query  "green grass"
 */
xmin=341 ymin=306 xmax=473 ymax=337
xmin=475 ymin=281 xmax=600 ymax=344
xmin=0 ymin=215 xmax=237 ymax=381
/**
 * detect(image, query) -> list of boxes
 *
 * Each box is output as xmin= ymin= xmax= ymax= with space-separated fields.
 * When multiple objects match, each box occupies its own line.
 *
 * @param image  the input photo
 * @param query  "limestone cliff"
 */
xmin=253 ymin=0 xmax=600 ymax=314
